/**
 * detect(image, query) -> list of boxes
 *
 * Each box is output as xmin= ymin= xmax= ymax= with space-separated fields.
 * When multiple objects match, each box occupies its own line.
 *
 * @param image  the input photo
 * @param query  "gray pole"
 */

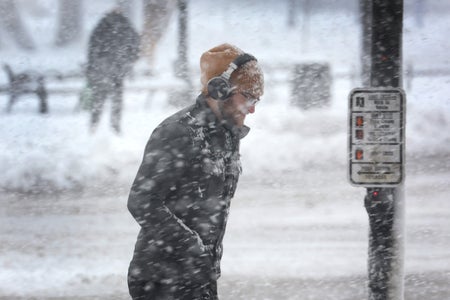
xmin=175 ymin=0 xmax=191 ymax=86
xmin=361 ymin=0 xmax=405 ymax=299
xmin=169 ymin=0 xmax=193 ymax=106
xmin=360 ymin=0 xmax=372 ymax=86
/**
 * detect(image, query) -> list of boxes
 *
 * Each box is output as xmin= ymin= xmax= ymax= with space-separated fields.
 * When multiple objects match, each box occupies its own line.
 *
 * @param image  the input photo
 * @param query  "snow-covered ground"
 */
xmin=1 ymin=0 xmax=449 ymax=299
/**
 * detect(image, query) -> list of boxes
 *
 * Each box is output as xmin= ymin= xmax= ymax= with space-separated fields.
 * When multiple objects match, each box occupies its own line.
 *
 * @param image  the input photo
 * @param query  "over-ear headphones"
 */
xmin=207 ymin=53 xmax=256 ymax=101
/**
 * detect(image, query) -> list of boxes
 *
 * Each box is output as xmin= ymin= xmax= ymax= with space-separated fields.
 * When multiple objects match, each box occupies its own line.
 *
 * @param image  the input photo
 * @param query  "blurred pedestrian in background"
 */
xmin=86 ymin=9 xmax=140 ymax=134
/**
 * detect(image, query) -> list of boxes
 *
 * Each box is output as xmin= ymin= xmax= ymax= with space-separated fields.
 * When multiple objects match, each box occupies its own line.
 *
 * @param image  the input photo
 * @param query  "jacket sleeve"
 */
xmin=128 ymin=122 xmax=207 ymax=256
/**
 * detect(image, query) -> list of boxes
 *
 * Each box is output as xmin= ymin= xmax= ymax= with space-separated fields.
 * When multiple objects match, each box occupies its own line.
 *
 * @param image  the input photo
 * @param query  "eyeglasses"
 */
xmin=240 ymin=92 xmax=260 ymax=106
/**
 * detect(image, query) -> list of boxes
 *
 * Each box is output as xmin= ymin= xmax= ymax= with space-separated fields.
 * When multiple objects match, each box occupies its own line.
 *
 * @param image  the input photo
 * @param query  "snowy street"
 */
xmin=1 ymin=157 xmax=449 ymax=299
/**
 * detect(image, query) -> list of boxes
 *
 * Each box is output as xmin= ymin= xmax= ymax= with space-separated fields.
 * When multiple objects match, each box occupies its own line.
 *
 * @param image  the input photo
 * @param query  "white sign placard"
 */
xmin=348 ymin=88 xmax=406 ymax=186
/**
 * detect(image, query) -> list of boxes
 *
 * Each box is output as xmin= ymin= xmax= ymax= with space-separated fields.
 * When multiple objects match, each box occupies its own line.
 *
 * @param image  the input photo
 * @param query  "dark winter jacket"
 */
xmin=128 ymin=95 xmax=248 ymax=285
xmin=87 ymin=10 xmax=140 ymax=83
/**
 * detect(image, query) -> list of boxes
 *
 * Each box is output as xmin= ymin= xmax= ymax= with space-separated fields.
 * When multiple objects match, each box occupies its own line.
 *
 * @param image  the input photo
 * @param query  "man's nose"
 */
xmin=247 ymin=105 xmax=256 ymax=114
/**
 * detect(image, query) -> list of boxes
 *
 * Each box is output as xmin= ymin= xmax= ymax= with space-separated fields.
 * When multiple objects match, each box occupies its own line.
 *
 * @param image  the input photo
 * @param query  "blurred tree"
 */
xmin=23 ymin=0 xmax=50 ymax=18
xmin=141 ymin=0 xmax=176 ymax=71
xmin=0 ymin=0 xmax=35 ymax=50
xmin=54 ymin=0 xmax=82 ymax=47
xmin=300 ymin=0 xmax=311 ymax=53
xmin=287 ymin=0 xmax=297 ymax=27
xmin=414 ymin=0 xmax=426 ymax=28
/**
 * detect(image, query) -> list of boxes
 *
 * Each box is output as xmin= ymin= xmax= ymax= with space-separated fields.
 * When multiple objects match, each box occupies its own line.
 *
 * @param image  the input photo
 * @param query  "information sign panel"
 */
xmin=348 ymin=88 xmax=406 ymax=186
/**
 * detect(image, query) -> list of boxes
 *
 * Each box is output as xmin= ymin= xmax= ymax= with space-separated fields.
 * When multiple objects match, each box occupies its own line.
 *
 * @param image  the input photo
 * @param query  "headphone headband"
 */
xmin=221 ymin=53 xmax=256 ymax=80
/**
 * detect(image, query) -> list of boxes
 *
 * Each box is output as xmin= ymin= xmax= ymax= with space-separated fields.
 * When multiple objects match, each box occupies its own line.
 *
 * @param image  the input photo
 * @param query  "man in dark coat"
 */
xmin=86 ymin=9 xmax=140 ymax=134
xmin=127 ymin=44 xmax=264 ymax=299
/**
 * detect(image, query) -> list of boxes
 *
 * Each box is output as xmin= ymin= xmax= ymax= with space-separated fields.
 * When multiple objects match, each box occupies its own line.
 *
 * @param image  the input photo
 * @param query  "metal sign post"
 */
xmin=354 ymin=0 xmax=405 ymax=299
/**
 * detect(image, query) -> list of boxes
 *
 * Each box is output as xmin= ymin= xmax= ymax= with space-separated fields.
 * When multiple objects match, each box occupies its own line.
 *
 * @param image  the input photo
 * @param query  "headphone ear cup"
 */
xmin=207 ymin=76 xmax=231 ymax=101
